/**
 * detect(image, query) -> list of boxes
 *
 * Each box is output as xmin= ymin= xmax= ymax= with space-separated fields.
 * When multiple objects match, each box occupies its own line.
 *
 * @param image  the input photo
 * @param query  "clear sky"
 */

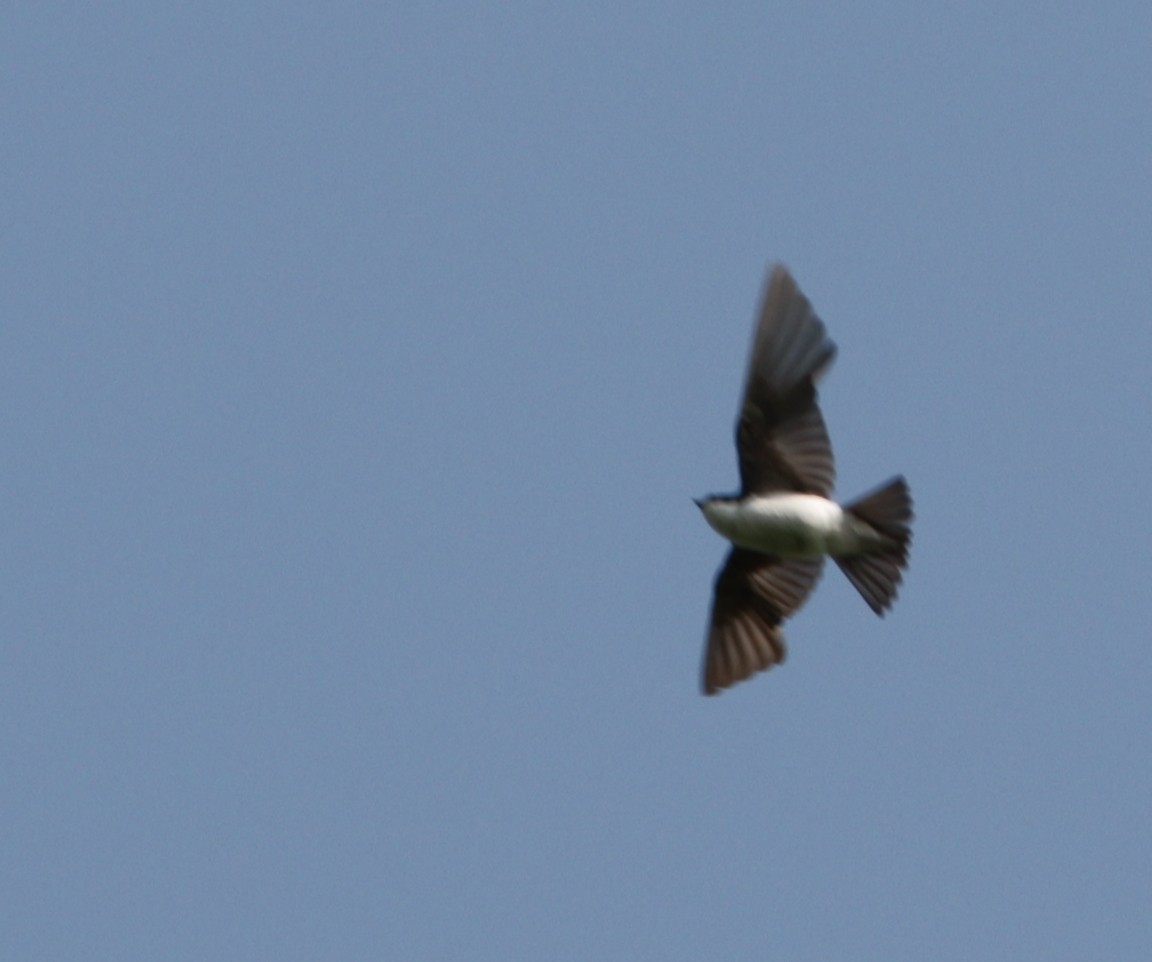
xmin=4 ymin=2 xmax=1151 ymax=959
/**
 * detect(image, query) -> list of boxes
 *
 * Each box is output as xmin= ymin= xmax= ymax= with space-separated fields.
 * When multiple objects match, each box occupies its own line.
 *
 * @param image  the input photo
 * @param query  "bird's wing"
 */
xmin=736 ymin=264 xmax=837 ymax=496
xmin=703 ymin=548 xmax=825 ymax=695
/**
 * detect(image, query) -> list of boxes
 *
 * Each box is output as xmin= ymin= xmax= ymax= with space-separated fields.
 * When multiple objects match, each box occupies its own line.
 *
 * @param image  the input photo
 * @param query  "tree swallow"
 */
xmin=696 ymin=264 xmax=913 ymax=695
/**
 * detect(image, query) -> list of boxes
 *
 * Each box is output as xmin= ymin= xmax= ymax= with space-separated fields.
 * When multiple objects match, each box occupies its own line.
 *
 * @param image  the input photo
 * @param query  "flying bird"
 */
xmin=695 ymin=264 xmax=913 ymax=695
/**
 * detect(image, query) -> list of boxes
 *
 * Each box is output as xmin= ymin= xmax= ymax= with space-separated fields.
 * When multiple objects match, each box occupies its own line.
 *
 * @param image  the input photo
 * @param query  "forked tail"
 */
xmin=834 ymin=476 xmax=913 ymax=615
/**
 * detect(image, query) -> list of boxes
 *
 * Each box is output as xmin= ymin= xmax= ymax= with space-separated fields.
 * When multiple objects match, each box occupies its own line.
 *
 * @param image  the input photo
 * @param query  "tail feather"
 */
xmin=835 ymin=476 xmax=913 ymax=615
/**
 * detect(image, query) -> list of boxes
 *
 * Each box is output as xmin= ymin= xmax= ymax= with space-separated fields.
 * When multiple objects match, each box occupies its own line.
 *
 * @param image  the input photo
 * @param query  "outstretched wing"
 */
xmin=703 ymin=548 xmax=825 ymax=695
xmin=736 ymin=265 xmax=837 ymax=497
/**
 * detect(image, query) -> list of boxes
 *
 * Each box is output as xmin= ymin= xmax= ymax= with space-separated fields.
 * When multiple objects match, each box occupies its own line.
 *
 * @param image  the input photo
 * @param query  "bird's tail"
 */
xmin=834 ymin=476 xmax=913 ymax=615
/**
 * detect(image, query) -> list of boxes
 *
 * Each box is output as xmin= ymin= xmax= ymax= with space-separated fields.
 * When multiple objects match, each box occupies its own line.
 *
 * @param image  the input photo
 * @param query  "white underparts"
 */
xmin=700 ymin=493 xmax=888 ymax=558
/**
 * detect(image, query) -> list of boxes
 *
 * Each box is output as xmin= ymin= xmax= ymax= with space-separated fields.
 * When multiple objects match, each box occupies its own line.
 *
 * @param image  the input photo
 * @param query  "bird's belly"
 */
xmin=718 ymin=495 xmax=845 ymax=558
xmin=727 ymin=516 xmax=830 ymax=556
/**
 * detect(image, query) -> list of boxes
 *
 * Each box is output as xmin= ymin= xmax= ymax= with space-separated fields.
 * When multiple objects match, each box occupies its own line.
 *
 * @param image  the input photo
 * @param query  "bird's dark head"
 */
xmin=694 ymin=494 xmax=739 ymax=512
xmin=695 ymin=494 xmax=742 ymax=538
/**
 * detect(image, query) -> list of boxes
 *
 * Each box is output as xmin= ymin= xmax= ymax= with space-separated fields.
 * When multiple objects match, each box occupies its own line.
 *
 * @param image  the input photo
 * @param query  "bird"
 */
xmin=695 ymin=264 xmax=913 ymax=695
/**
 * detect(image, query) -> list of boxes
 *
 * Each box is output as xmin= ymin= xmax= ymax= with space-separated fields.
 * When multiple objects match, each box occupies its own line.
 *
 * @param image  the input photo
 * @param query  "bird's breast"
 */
xmin=702 ymin=494 xmax=848 ymax=557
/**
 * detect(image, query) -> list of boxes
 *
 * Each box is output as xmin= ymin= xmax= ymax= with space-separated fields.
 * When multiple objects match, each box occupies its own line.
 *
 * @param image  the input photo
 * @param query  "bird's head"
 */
xmin=694 ymin=494 xmax=742 ymax=535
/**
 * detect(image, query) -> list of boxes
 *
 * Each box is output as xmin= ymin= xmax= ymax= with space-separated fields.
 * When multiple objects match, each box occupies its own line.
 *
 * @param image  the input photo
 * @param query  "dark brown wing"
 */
xmin=703 ymin=548 xmax=825 ymax=695
xmin=736 ymin=265 xmax=837 ymax=496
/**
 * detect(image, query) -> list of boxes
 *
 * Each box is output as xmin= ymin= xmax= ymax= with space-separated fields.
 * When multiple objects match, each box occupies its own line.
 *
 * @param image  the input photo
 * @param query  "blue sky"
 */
xmin=4 ymin=2 xmax=1152 ymax=959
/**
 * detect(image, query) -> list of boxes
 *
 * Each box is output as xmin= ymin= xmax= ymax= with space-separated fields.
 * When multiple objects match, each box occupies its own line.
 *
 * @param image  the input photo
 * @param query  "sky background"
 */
xmin=3 ymin=2 xmax=1151 ymax=959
